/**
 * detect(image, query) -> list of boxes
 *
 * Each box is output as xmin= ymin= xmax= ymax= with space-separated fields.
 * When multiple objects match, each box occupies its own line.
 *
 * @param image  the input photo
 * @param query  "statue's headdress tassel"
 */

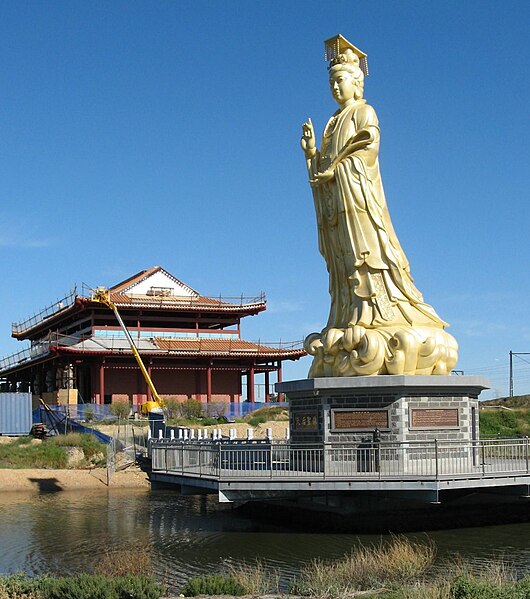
xmin=324 ymin=34 xmax=368 ymax=76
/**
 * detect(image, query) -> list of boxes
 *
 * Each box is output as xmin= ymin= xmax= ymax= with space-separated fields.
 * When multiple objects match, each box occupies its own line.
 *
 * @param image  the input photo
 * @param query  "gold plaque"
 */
xmin=410 ymin=409 xmax=459 ymax=429
xmin=332 ymin=410 xmax=388 ymax=430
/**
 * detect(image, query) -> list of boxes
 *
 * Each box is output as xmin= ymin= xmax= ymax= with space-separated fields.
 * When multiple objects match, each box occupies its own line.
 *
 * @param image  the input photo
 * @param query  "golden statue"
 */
xmin=301 ymin=35 xmax=458 ymax=377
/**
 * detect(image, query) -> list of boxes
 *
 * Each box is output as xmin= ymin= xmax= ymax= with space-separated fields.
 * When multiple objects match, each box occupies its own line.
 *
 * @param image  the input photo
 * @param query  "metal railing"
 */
xmin=111 ymin=291 xmax=267 ymax=309
xmin=150 ymin=438 xmax=530 ymax=482
xmin=12 ymin=288 xmax=77 ymax=335
xmin=0 ymin=342 xmax=51 ymax=372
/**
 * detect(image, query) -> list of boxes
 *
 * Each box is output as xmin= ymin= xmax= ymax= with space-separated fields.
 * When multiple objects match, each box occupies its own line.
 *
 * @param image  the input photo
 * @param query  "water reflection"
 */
xmin=0 ymin=489 xmax=530 ymax=590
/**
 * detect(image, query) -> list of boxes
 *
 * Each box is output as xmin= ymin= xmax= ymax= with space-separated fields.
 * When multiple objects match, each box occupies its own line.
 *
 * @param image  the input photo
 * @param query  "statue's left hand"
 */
xmin=310 ymin=169 xmax=335 ymax=187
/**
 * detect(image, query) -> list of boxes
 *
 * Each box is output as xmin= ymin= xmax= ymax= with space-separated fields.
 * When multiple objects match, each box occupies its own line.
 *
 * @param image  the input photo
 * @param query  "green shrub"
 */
xmin=109 ymin=401 xmax=131 ymax=420
xmin=0 ymin=574 xmax=164 ymax=599
xmin=181 ymin=574 xmax=246 ymax=597
xmin=179 ymin=398 xmax=203 ymax=419
xmin=43 ymin=574 xmax=163 ymax=599
xmin=162 ymin=397 xmax=180 ymax=421
xmin=449 ymin=576 xmax=530 ymax=598
xmin=244 ymin=406 xmax=288 ymax=426
xmin=83 ymin=407 xmax=94 ymax=422
xmin=248 ymin=414 xmax=267 ymax=427
xmin=205 ymin=402 xmax=227 ymax=419
xmin=450 ymin=575 xmax=512 ymax=598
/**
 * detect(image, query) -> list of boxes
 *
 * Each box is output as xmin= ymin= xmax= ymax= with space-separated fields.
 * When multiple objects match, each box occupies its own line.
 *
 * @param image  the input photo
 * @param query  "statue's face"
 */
xmin=329 ymin=70 xmax=356 ymax=105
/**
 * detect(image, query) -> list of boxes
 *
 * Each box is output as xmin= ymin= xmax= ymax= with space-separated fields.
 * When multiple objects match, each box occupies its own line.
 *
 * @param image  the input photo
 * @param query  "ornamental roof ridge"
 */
xmin=110 ymin=266 xmax=200 ymax=297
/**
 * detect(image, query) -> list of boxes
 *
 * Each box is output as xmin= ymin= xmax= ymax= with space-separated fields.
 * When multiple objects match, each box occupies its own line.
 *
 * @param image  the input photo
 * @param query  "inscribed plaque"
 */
xmin=410 ymin=409 xmax=459 ymax=429
xmin=332 ymin=410 xmax=388 ymax=430
xmin=293 ymin=412 xmax=318 ymax=430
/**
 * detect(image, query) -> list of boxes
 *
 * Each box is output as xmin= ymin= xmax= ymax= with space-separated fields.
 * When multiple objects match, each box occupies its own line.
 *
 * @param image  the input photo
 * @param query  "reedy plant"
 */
xmin=291 ymin=536 xmax=435 ymax=598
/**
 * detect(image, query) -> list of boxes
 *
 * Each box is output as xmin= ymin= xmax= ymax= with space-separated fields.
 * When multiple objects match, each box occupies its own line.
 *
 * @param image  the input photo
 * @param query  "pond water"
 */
xmin=1 ymin=488 xmax=530 ymax=592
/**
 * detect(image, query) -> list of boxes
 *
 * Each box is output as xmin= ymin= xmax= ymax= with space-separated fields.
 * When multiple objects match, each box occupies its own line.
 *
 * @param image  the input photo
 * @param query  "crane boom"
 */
xmin=92 ymin=287 xmax=162 ymax=410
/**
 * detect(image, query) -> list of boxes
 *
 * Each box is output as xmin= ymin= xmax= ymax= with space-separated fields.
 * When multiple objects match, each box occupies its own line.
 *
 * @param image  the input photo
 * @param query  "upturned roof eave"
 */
xmin=54 ymin=345 xmax=306 ymax=361
xmin=12 ymin=297 xmax=267 ymax=340
xmin=103 ymin=298 xmax=267 ymax=314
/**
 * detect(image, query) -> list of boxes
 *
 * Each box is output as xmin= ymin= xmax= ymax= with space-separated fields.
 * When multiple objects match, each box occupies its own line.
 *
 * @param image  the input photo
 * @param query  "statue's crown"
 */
xmin=324 ymin=34 xmax=368 ymax=76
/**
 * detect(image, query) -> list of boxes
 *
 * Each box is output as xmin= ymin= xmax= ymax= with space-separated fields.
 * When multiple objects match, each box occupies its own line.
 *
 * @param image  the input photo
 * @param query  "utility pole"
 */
xmin=510 ymin=351 xmax=513 ymax=397
xmin=509 ymin=351 xmax=530 ymax=398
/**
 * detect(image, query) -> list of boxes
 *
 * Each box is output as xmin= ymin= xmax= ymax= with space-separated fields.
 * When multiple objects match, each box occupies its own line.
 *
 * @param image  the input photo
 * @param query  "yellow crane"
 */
xmin=91 ymin=287 xmax=162 ymax=415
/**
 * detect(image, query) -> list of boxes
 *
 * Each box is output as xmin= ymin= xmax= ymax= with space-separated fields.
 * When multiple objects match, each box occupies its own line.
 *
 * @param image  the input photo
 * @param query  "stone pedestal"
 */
xmin=277 ymin=375 xmax=489 ymax=445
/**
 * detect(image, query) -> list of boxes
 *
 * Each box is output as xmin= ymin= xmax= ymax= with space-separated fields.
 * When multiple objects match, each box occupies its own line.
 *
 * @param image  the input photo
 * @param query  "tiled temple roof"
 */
xmin=12 ymin=266 xmax=267 ymax=337
xmin=0 ymin=334 xmax=305 ymax=376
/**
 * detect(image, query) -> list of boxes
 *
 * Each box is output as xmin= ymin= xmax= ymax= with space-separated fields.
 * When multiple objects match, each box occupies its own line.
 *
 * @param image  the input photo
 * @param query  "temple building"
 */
xmin=0 ymin=267 xmax=304 ymax=407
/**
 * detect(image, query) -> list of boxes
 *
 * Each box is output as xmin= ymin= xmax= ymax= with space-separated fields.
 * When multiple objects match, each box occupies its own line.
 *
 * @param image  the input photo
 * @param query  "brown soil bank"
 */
xmin=0 ymin=465 xmax=149 ymax=492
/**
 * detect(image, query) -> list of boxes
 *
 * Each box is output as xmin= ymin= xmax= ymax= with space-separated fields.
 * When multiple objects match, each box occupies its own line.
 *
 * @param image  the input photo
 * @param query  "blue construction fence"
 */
xmin=32 ymin=405 xmax=112 ymax=444
xmin=32 ymin=401 xmax=287 ymax=428
xmin=32 ymin=404 xmax=116 ymax=425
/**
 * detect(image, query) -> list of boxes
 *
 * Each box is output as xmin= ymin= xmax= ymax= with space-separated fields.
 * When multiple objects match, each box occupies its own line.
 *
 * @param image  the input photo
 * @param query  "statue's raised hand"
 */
xmin=301 ymin=118 xmax=317 ymax=158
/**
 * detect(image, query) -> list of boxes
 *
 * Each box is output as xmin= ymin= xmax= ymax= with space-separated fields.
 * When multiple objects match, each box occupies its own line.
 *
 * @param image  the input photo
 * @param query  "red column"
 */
xmin=206 ymin=366 xmax=212 ymax=403
xmin=277 ymin=362 xmax=283 ymax=402
xmin=248 ymin=368 xmax=255 ymax=403
xmin=99 ymin=361 xmax=105 ymax=405
xmin=264 ymin=371 xmax=270 ymax=403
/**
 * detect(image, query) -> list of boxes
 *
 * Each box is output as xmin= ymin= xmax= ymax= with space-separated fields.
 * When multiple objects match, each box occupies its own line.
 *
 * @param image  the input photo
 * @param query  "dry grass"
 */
xmin=442 ymin=552 xmax=515 ymax=585
xmin=93 ymin=544 xmax=153 ymax=577
xmin=0 ymin=591 xmax=40 ymax=599
xmin=293 ymin=536 xmax=435 ymax=598
xmin=0 ymin=589 xmax=39 ymax=599
xmin=0 ymin=576 xmax=41 ymax=599
xmin=227 ymin=560 xmax=279 ymax=595
xmin=375 ymin=554 xmax=517 ymax=599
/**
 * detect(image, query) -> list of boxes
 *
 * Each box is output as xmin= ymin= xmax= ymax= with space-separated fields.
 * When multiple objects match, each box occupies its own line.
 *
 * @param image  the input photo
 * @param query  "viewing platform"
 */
xmin=146 ymin=437 xmax=530 ymax=504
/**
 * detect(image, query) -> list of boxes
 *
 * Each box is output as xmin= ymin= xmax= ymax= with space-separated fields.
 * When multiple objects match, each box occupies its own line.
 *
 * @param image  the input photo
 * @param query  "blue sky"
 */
xmin=0 ymin=1 xmax=528 ymax=398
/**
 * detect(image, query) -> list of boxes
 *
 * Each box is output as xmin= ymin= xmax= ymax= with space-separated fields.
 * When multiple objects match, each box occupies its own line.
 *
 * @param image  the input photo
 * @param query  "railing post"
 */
xmin=323 ymin=443 xmax=326 ymax=480
xmin=199 ymin=445 xmax=202 ymax=477
xmin=526 ymin=437 xmax=529 ymax=474
xmin=218 ymin=442 xmax=222 ymax=480
xmin=434 ymin=439 xmax=439 ymax=480
xmin=480 ymin=441 xmax=485 ymax=476
xmin=270 ymin=442 xmax=273 ymax=480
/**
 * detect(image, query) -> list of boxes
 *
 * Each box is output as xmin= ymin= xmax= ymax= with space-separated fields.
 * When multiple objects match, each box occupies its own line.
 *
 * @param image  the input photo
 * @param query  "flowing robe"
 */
xmin=310 ymin=100 xmax=446 ymax=332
